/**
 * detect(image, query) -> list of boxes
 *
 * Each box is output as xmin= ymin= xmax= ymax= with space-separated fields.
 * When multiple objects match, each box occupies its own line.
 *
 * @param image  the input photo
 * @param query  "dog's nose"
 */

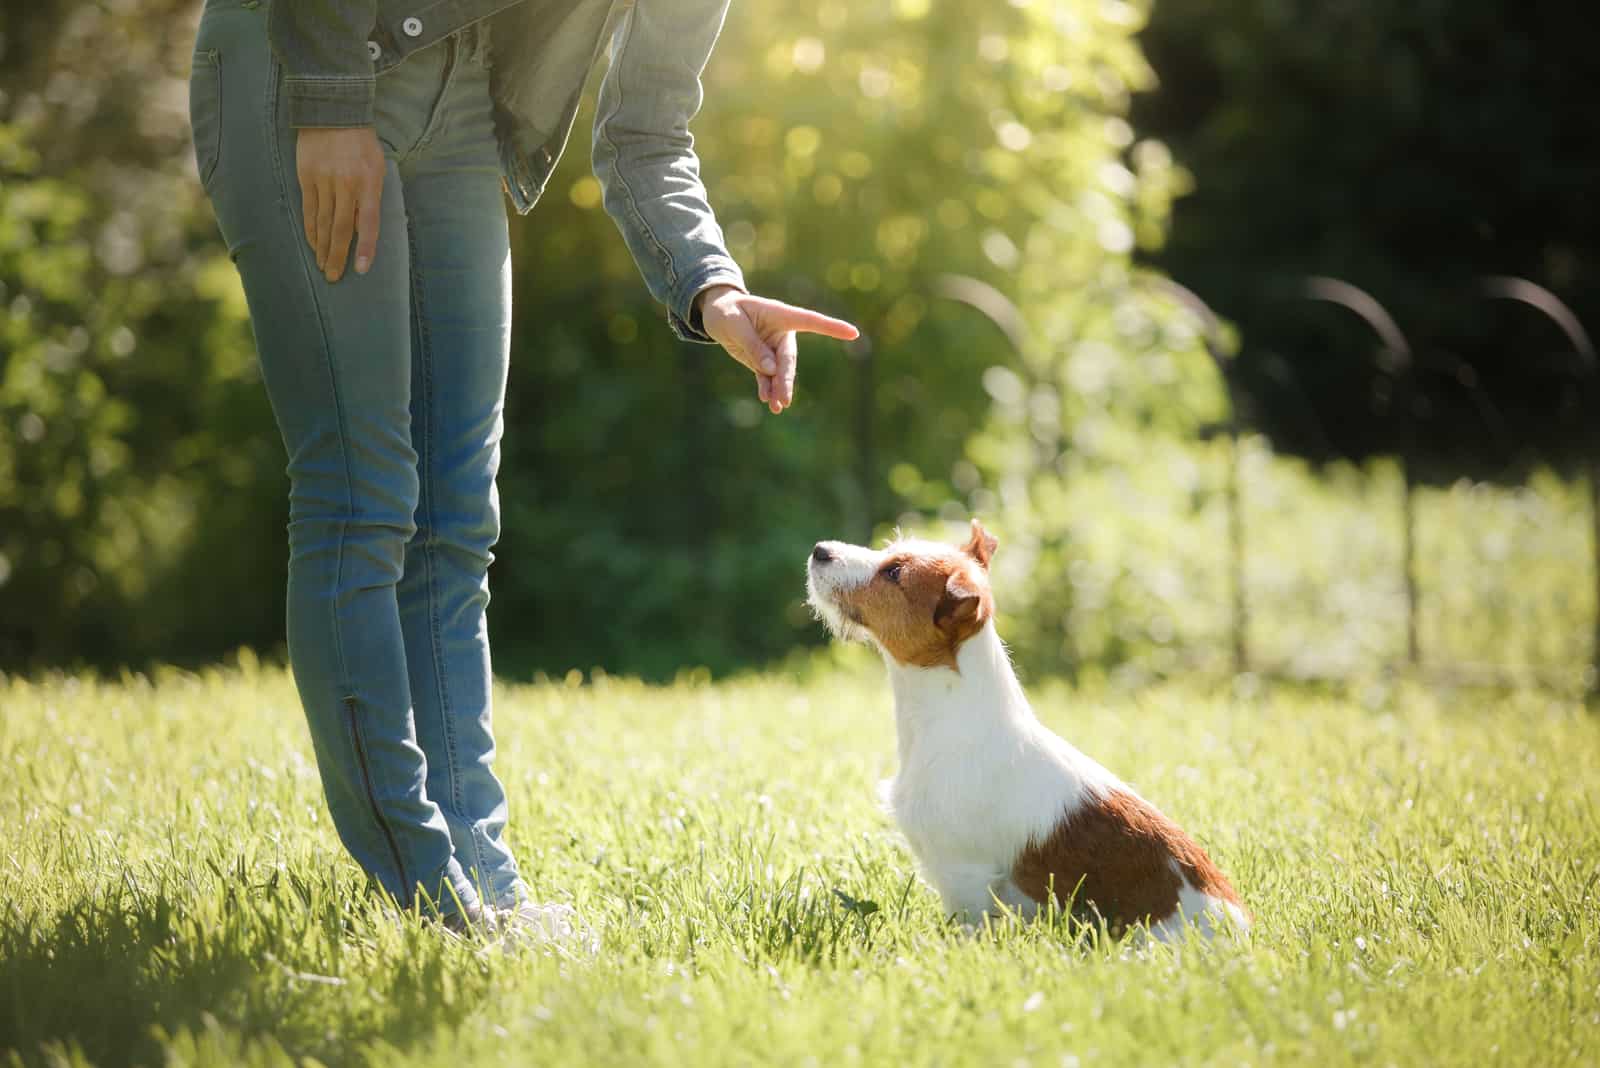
xmin=811 ymin=543 xmax=834 ymax=564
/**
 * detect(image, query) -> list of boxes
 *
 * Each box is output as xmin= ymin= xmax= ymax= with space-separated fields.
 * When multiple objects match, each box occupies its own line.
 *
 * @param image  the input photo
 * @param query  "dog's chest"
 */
xmin=886 ymin=725 xmax=1090 ymax=867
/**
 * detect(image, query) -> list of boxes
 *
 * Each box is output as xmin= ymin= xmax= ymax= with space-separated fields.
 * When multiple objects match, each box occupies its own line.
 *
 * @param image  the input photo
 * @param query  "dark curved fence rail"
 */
xmin=934 ymin=271 xmax=1598 ymax=695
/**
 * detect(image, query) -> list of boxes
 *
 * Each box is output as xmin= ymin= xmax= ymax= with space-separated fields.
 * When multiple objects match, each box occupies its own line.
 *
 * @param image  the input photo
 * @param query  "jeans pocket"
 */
xmin=189 ymin=49 xmax=222 ymax=190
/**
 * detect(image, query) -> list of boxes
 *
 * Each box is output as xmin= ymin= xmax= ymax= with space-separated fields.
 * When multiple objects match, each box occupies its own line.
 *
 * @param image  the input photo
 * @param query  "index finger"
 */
xmin=770 ymin=303 xmax=860 ymax=341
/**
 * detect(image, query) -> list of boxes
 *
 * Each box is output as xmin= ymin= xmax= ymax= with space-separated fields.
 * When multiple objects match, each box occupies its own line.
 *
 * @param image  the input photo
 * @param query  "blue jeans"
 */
xmin=191 ymin=0 xmax=523 ymax=919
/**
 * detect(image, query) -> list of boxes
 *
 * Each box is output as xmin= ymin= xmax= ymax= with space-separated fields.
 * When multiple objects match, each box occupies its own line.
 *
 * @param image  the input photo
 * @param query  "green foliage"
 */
xmin=0 ymin=0 xmax=1184 ymax=678
xmin=976 ymin=434 xmax=1596 ymax=687
xmin=2 ymin=0 xmax=1592 ymax=685
xmin=493 ymin=0 xmax=1184 ymax=677
xmin=3 ymin=667 xmax=1599 ymax=1064
xmin=0 ymin=1 xmax=283 ymax=668
xmin=1131 ymin=0 xmax=1600 ymax=470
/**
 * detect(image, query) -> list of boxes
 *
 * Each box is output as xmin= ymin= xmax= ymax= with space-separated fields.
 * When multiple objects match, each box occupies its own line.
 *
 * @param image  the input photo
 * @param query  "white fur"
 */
xmin=881 ymin=620 xmax=1124 ymax=921
xmin=807 ymin=537 xmax=1247 ymax=940
xmin=1153 ymin=860 xmax=1248 ymax=942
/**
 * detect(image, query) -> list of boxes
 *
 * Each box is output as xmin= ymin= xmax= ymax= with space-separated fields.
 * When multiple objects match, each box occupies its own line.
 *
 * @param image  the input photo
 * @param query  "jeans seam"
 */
xmin=269 ymin=53 xmax=408 ymax=904
xmin=267 ymin=55 xmax=353 ymax=703
xmin=346 ymin=697 xmax=412 ymax=903
xmin=407 ymin=213 xmax=487 ymax=892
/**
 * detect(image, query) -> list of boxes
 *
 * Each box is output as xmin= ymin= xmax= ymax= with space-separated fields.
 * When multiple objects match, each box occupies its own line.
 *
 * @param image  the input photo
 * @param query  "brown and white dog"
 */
xmin=806 ymin=519 xmax=1248 ymax=940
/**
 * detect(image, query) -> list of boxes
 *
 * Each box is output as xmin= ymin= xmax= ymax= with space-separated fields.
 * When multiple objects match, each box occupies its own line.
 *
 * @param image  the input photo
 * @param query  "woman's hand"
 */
xmin=296 ymin=127 xmax=386 ymax=283
xmin=698 ymin=285 xmax=859 ymax=414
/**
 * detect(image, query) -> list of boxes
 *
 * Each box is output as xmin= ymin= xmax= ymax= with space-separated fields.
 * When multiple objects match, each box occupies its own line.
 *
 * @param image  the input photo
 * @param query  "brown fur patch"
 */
xmin=963 ymin=519 xmax=998 ymax=569
xmin=839 ymin=552 xmax=992 ymax=669
xmin=1011 ymin=789 xmax=1243 ymax=932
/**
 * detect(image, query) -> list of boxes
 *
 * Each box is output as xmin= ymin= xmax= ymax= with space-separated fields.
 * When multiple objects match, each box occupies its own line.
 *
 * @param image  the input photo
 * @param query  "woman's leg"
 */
xmin=388 ymin=24 xmax=526 ymax=910
xmin=191 ymin=0 xmax=480 ymax=920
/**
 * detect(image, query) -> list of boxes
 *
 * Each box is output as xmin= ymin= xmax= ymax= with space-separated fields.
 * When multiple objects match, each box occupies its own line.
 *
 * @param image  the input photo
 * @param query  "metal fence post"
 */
xmin=1299 ymin=278 xmax=1420 ymax=669
xmin=1136 ymin=277 xmax=1249 ymax=676
xmin=1479 ymin=277 xmax=1600 ymax=696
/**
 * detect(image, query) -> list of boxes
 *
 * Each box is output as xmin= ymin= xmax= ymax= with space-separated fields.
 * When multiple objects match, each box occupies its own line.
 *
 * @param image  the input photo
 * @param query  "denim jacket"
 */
xmin=268 ymin=0 xmax=745 ymax=341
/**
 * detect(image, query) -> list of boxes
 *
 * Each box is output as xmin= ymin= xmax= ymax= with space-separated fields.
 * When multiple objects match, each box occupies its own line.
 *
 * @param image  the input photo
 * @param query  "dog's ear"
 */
xmin=935 ymin=568 xmax=983 ymax=633
xmin=963 ymin=518 xmax=998 ymax=570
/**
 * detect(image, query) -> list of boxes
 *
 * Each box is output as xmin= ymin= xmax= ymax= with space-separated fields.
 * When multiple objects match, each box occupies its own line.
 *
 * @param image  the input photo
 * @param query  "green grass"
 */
xmin=3 ymin=658 xmax=1598 ymax=1066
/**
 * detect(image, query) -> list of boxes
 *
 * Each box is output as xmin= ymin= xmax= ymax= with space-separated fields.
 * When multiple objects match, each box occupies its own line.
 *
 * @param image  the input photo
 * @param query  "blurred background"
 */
xmin=2 ymin=0 xmax=1596 ymax=690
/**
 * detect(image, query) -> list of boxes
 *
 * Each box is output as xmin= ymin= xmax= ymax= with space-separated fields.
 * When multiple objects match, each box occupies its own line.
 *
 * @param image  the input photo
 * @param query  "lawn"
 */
xmin=2 ymin=658 xmax=1597 ymax=1066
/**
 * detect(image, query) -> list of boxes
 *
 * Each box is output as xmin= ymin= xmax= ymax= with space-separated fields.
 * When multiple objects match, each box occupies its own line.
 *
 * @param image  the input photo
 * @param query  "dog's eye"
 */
xmin=881 ymin=562 xmax=902 ymax=584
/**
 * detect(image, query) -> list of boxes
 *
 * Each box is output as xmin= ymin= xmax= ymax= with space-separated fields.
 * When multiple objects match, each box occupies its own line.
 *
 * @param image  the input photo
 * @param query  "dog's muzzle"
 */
xmin=806 ymin=540 xmax=877 ymax=640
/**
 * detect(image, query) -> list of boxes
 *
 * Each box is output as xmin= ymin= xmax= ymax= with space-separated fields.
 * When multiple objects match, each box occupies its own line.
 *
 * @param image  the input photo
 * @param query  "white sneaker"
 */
xmin=492 ymin=901 xmax=599 ymax=956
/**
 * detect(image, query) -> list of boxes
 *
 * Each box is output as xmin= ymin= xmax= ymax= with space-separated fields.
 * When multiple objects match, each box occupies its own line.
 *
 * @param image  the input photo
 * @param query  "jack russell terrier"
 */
xmin=806 ymin=519 xmax=1248 ymax=940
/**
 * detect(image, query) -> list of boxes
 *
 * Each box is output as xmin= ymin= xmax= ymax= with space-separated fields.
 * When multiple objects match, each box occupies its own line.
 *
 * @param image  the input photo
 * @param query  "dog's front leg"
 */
xmin=928 ymin=860 xmax=1015 ymax=925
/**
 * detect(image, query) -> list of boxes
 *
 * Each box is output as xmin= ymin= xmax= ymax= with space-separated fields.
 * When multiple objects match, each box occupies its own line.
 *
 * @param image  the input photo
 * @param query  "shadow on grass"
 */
xmin=0 ymin=886 xmax=486 ymax=1067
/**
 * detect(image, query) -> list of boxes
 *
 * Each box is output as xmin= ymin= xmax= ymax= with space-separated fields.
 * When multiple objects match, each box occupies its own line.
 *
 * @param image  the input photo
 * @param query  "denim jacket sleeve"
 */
xmin=591 ymin=0 xmax=746 ymax=343
xmin=267 ymin=0 xmax=379 ymax=128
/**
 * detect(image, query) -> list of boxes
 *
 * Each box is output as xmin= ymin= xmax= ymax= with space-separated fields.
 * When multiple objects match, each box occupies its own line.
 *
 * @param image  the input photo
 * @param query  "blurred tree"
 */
xmin=1 ymin=0 xmax=1181 ymax=679
xmin=492 ymin=0 xmax=1185 ymax=677
xmin=7 ymin=0 xmax=1588 ymax=683
xmin=1133 ymin=0 xmax=1600 ymax=481
xmin=0 ymin=0 xmax=283 ymax=668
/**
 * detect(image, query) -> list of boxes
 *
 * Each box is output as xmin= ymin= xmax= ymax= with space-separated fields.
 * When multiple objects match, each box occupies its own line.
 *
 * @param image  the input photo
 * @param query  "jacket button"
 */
xmin=402 ymin=16 xmax=423 ymax=37
xmin=366 ymin=40 xmax=382 ymax=60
